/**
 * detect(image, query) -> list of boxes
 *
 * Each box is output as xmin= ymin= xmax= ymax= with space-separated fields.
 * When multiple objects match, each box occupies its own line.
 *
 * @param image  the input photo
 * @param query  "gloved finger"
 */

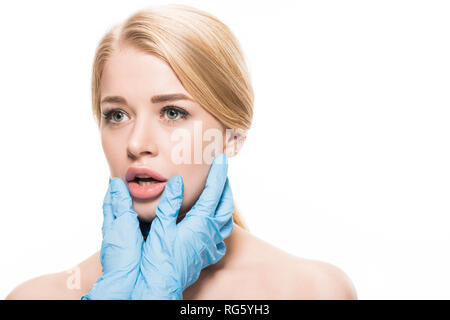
xmin=154 ymin=175 xmax=184 ymax=233
xmin=182 ymin=178 xmax=234 ymax=243
xmin=110 ymin=177 xmax=134 ymax=219
xmin=213 ymin=177 xmax=234 ymax=238
xmin=101 ymin=177 xmax=114 ymax=237
xmin=109 ymin=177 xmax=143 ymax=244
xmin=197 ymin=237 xmax=227 ymax=268
xmin=219 ymin=214 xmax=234 ymax=240
xmin=189 ymin=153 xmax=228 ymax=217
xmin=102 ymin=178 xmax=142 ymax=273
xmin=216 ymin=241 xmax=226 ymax=257
xmin=181 ymin=239 xmax=227 ymax=289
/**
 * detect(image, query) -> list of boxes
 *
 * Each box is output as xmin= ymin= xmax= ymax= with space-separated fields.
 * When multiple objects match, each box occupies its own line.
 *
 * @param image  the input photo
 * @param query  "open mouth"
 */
xmin=132 ymin=177 xmax=162 ymax=186
xmin=125 ymin=166 xmax=168 ymax=199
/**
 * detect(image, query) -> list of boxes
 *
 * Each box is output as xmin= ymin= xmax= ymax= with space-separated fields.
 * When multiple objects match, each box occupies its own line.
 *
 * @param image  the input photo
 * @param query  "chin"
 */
xmin=131 ymin=196 xmax=191 ymax=224
xmin=132 ymin=200 xmax=158 ymax=222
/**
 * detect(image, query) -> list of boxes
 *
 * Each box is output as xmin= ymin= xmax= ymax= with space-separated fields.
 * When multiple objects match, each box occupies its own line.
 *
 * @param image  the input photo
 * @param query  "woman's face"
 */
xmin=99 ymin=44 xmax=229 ymax=222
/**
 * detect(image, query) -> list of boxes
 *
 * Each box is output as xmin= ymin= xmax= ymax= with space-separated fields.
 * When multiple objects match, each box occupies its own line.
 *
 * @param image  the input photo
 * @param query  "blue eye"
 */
xmin=101 ymin=105 xmax=190 ymax=126
xmin=101 ymin=109 xmax=129 ymax=124
xmin=160 ymin=105 xmax=190 ymax=123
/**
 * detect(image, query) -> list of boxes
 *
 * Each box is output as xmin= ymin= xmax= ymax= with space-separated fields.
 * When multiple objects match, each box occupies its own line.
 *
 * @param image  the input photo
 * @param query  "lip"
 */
xmin=125 ymin=166 xmax=168 ymax=200
xmin=126 ymin=166 xmax=168 ymax=183
xmin=127 ymin=180 xmax=167 ymax=200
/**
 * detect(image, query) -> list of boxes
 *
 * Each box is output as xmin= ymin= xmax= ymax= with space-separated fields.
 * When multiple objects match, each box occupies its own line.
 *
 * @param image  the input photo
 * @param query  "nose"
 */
xmin=127 ymin=115 xmax=159 ymax=160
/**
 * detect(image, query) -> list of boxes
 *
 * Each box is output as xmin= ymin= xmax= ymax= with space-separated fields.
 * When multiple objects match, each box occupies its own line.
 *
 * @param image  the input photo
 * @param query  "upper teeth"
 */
xmin=136 ymin=174 xmax=151 ymax=178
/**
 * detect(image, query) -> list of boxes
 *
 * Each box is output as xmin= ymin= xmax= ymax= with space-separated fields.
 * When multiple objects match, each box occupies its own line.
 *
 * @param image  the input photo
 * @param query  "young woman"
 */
xmin=6 ymin=4 xmax=357 ymax=300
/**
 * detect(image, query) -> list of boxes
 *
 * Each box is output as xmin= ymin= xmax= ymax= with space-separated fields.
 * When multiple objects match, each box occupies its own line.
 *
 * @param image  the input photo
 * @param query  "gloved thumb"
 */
xmin=154 ymin=175 xmax=184 ymax=232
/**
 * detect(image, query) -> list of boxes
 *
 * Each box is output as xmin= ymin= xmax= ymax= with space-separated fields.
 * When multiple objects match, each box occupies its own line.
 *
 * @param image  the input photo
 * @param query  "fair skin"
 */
xmin=6 ymin=45 xmax=357 ymax=300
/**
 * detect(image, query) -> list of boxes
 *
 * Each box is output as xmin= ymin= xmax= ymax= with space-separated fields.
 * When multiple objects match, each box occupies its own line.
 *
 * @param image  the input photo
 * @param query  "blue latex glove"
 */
xmin=131 ymin=153 xmax=234 ymax=299
xmin=81 ymin=177 xmax=143 ymax=300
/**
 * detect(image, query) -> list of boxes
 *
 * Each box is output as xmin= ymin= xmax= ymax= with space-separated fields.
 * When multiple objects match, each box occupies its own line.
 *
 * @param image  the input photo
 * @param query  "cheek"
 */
xmin=171 ymin=122 xmax=224 ymax=215
xmin=178 ymin=163 xmax=211 ymax=215
xmin=101 ymin=132 xmax=126 ymax=176
xmin=169 ymin=122 xmax=225 ymax=166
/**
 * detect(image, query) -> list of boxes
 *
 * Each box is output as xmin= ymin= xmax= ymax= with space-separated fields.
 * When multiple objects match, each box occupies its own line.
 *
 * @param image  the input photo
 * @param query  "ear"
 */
xmin=223 ymin=128 xmax=247 ymax=158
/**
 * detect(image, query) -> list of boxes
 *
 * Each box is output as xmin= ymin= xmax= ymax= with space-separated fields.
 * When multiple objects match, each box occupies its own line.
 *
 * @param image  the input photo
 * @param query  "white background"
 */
xmin=1 ymin=0 xmax=449 ymax=299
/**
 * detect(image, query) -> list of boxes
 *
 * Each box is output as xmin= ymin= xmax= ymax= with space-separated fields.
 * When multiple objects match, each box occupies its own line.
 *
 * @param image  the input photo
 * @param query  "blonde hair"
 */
xmin=91 ymin=4 xmax=254 ymax=231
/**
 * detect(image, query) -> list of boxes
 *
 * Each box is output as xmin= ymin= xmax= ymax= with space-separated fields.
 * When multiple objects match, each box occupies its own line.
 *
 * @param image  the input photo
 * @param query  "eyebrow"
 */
xmin=100 ymin=93 xmax=195 ymax=105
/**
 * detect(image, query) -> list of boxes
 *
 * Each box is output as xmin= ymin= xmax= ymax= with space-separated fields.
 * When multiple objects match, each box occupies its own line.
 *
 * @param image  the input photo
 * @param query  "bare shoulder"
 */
xmin=5 ymin=252 xmax=101 ymax=300
xmin=5 ymin=271 xmax=77 ymax=300
xmin=290 ymin=258 xmax=358 ymax=300
xmin=233 ymin=229 xmax=357 ymax=300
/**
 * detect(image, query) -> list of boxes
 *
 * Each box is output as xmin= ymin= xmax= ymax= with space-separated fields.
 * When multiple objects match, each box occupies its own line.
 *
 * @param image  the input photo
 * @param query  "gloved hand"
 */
xmin=81 ymin=177 xmax=143 ymax=300
xmin=131 ymin=153 xmax=234 ymax=300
